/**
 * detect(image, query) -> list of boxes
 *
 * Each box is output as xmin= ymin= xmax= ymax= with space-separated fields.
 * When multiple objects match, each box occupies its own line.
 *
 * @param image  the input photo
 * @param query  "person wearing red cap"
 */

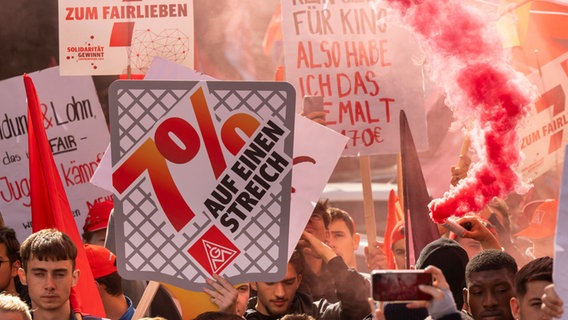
xmin=514 ymin=199 xmax=558 ymax=259
xmin=84 ymin=244 xmax=135 ymax=320
xmin=82 ymin=200 xmax=113 ymax=246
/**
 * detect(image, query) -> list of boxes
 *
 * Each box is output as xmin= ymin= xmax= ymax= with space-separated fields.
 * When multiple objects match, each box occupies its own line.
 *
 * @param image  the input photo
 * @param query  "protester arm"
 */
xmin=541 ymin=284 xmax=563 ymax=319
xmin=456 ymin=216 xmax=501 ymax=250
xmin=364 ymin=241 xmax=388 ymax=270
xmin=407 ymin=266 xmax=460 ymax=320
xmin=203 ymin=274 xmax=239 ymax=315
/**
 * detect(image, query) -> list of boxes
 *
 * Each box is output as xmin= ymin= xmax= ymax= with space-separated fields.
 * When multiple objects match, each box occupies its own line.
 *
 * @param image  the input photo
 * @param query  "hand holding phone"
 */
xmin=372 ymin=270 xmax=433 ymax=302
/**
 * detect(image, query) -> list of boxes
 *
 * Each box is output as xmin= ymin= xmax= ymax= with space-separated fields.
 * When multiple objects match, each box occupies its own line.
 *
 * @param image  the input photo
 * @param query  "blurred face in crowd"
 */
xmin=304 ymin=211 xmax=328 ymax=243
xmin=328 ymin=219 xmax=360 ymax=268
xmin=235 ymin=283 xmax=251 ymax=316
xmin=86 ymin=229 xmax=107 ymax=247
xmin=510 ymin=280 xmax=551 ymax=320
xmin=0 ymin=243 xmax=18 ymax=294
xmin=252 ymin=263 xmax=302 ymax=316
xmin=19 ymin=257 xmax=79 ymax=316
xmin=455 ymin=237 xmax=483 ymax=260
xmin=392 ymin=239 xmax=406 ymax=270
xmin=465 ymin=268 xmax=515 ymax=320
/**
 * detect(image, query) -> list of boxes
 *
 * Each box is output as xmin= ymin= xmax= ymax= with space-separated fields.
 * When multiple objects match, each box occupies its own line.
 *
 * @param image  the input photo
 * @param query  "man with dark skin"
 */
xmin=463 ymin=249 xmax=517 ymax=320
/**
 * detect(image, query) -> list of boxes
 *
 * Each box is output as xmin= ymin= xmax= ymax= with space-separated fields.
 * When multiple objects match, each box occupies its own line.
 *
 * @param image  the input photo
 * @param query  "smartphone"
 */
xmin=302 ymin=95 xmax=324 ymax=114
xmin=371 ymin=270 xmax=433 ymax=302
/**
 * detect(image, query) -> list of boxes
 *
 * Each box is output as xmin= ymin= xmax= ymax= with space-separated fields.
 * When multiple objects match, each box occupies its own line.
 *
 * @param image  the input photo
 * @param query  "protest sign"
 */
xmin=0 ymin=66 xmax=111 ymax=242
xmin=519 ymin=51 xmax=568 ymax=181
xmin=58 ymin=0 xmax=194 ymax=75
xmin=553 ymin=144 xmax=568 ymax=316
xmin=144 ymin=57 xmax=348 ymax=260
xmin=281 ymin=1 xmax=428 ymax=156
xmin=109 ymin=79 xmax=296 ymax=290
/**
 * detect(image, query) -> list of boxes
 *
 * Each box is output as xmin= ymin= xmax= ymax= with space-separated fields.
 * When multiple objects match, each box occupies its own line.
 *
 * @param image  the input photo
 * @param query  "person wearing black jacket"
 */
xmin=245 ymin=231 xmax=370 ymax=320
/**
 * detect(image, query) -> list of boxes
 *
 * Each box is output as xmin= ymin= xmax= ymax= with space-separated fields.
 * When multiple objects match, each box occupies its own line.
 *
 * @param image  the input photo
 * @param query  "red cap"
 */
xmin=515 ymin=199 xmax=558 ymax=239
xmin=84 ymin=244 xmax=117 ymax=278
xmin=83 ymin=200 xmax=113 ymax=232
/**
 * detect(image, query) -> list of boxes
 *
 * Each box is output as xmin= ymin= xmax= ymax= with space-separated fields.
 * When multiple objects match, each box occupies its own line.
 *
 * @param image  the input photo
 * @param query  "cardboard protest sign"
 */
xmin=519 ymin=52 xmax=568 ymax=181
xmin=0 ymin=67 xmax=111 ymax=242
xmin=58 ymin=0 xmax=194 ymax=75
xmin=109 ymin=80 xmax=296 ymax=290
xmin=281 ymin=1 xmax=428 ymax=156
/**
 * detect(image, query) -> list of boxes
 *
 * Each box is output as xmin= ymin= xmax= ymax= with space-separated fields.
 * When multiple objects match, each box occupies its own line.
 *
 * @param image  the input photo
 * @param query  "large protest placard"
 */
xmin=0 ymin=67 xmax=112 ymax=242
xmin=519 ymin=51 xmax=568 ymax=181
xmin=58 ymin=0 xmax=194 ymax=75
xmin=110 ymin=80 xmax=296 ymax=290
xmin=143 ymin=57 xmax=349 ymax=260
xmin=553 ymin=145 xmax=568 ymax=316
xmin=281 ymin=1 xmax=428 ymax=156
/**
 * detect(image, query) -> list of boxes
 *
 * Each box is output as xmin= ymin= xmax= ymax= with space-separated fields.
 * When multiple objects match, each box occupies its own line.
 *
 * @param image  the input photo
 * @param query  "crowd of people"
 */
xmin=0 ymin=182 xmax=564 ymax=320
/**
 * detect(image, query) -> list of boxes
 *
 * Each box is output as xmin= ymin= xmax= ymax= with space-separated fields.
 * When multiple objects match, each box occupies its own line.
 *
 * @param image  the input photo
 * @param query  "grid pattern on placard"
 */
xmin=115 ymin=82 xmax=290 ymax=282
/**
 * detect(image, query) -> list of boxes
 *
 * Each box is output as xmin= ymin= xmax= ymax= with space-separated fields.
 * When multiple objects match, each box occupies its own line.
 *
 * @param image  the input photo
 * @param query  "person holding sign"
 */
xmin=244 ymin=231 xmax=370 ymax=320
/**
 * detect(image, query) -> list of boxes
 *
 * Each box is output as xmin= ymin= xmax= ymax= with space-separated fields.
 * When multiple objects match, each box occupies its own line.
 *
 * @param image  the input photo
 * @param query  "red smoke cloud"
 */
xmin=384 ymin=0 xmax=536 ymax=223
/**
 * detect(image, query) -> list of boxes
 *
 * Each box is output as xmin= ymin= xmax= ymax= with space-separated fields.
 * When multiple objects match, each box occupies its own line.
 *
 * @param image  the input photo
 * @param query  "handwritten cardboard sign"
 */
xmin=519 ymin=51 xmax=568 ymax=181
xmin=58 ymin=0 xmax=194 ymax=75
xmin=281 ymin=1 xmax=428 ymax=156
xmin=109 ymin=80 xmax=296 ymax=289
xmin=0 ymin=67 xmax=112 ymax=242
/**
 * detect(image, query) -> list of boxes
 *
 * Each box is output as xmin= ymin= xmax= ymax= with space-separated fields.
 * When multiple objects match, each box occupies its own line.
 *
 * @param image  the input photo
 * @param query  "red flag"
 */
xmin=25 ymin=74 xmax=106 ymax=317
xmin=383 ymin=189 xmax=404 ymax=269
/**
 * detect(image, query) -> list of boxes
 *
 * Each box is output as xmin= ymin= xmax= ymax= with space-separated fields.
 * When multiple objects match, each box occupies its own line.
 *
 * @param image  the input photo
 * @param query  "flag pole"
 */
xmin=359 ymin=155 xmax=377 ymax=250
xmin=396 ymin=153 xmax=404 ymax=213
xmin=132 ymin=281 xmax=160 ymax=319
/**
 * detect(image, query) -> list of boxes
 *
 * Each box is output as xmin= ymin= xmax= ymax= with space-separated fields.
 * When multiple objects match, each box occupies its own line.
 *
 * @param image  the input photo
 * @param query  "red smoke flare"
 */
xmin=384 ymin=0 xmax=536 ymax=223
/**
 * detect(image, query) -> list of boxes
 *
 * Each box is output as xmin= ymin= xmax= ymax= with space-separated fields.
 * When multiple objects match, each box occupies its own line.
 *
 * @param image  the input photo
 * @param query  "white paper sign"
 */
xmin=0 ymin=67 xmax=112 ymax=242
xmin=281 ymin=1 xmax=428 ymax=156
xmin=58 ymin=0 xmax=194 ymax=75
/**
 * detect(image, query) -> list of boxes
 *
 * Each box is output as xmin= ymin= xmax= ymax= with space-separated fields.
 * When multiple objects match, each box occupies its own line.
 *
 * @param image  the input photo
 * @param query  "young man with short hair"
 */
xmin=18 ymin=228 xmax=102 ymax=320
xmin=327 ymin=207 xmax=360 ymax=269
xmin=463 ymin=249 xmax=517 ymax=320
xmin=510 ymin=256 xmax=553 ymax=320
xmin=245 ymin=231 xmax=370 ymax=320
xmin=0 ymin=293 xmax=32 ymax=320
xmin=298 ymin=199 xmax=336 ymax=302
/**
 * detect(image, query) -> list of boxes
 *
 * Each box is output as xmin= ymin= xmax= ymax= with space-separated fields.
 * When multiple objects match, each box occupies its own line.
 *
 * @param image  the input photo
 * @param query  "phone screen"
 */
xmin=372 ymin=271 xmax=433 ymax=302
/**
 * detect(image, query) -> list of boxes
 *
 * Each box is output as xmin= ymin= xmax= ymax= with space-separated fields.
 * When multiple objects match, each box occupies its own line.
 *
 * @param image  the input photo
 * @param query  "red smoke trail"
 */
xmin=384 ymin=0 xmax=536 ymax=223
